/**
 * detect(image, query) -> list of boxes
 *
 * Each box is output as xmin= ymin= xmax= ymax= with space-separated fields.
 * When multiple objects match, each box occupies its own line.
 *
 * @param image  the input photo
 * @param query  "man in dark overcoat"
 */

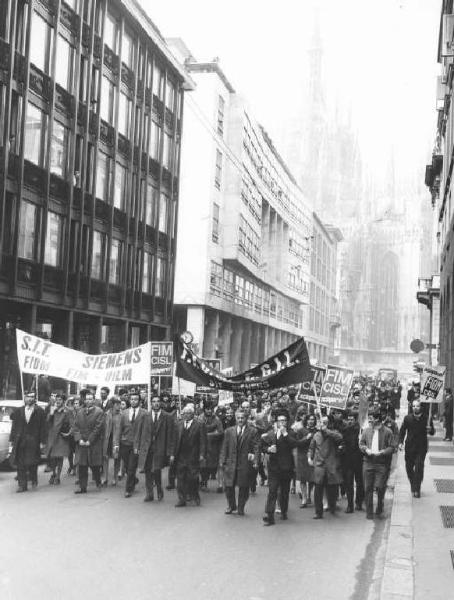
xmin=171 ymin=404 xmax=206 ymax=507
xmin=219 ymin=409 xmax=259 ymax=515
xmin=9 ymin=392 xmax=46 ymax=492
xmin=73 ymin=393 xmax=104 ymax=494
xmin=136 ymin=395 xmax=175 ymax=501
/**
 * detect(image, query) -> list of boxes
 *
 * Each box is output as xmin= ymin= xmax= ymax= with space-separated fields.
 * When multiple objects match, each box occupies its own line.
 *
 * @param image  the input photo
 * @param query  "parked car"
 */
xmin=0 ymin=400 xmax=47 ymax=466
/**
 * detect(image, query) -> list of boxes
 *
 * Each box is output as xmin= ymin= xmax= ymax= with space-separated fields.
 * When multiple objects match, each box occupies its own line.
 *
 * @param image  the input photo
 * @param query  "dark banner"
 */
xmin=300 ymin=365 xmax=326 ymax=402
xmin=175 ymin=336 xmax=312 ymax=391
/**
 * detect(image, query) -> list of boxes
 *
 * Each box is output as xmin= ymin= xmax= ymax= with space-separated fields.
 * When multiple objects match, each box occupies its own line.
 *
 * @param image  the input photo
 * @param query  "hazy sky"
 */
xmin=140 ymin=0 xmax=441 ymax=182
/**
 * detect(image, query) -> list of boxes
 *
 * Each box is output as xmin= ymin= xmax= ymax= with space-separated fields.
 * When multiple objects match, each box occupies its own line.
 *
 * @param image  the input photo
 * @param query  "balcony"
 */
xmin=103 ymin=45 xmax=119 ymax=75
xmin=55 ymin=84 xmax=74 ymax=116
xmin=93 ymin=35 xmax=102 ymax=60
xmin=121 ymin=63 xmax=135 ymax=91
xmin=29 ymin=65 xmax=51 ymax=101
xmin=99 ymin=119 xmax=115 ymax=147
xmin=49 ymin=173 xmax=69 ymax=199
xmin=117 ymin=133 xmax=131 ymax=158
xmin=60 ymin=1 xmax=80 ymax=34
xmin=23 ymin=160 xmax=46 ymax=193
xmin=417 ymin=275 xmax=440 ymax=309
xmin=13 ymin=52 xmax=26 ymax=83
xmin=18 ymin=260 xmax=39 ymax=285
xmin=44 ymin=265 xmax=63 ymax=289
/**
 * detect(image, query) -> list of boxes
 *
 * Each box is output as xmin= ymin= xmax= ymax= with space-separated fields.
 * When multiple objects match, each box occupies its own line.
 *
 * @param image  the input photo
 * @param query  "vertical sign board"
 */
xmin=420 ymin=365 xmax=446 ymax=403
xmin=319 ymin=364 xmax=354 ymax=410
xmin=150 ymin=342 xmax=173 ymax=376
xmin=300 ymin=366 xmax=326 ymax=404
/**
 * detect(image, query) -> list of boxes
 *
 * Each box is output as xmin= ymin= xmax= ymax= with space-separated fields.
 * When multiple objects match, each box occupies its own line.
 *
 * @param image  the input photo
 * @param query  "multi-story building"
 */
xmin=169 ymin=42 xmax=312 ymax=373
xmin=307 ymin=213 xmax=342 ymax=365
xmin=0 ymin=0 xmax=193 ymax=396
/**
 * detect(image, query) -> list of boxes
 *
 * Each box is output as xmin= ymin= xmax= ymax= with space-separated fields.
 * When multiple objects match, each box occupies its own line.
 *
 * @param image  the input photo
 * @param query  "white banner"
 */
xmin=420 ymin=364 xmax=446 ymax=403
xmin=16 ymin=329 xmax=151 ymax=386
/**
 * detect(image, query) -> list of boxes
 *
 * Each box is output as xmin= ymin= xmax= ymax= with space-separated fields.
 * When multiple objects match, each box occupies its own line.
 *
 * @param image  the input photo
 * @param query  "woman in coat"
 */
xmin=198 ymin=403 xmax=224 ymax=492
xmin=46 ymin=394 xmax=71 ymax=485
xmin=102 ymin=397 xmax=122 ymax=486
xmin=292 ymin=412 xmax=317 ymax=507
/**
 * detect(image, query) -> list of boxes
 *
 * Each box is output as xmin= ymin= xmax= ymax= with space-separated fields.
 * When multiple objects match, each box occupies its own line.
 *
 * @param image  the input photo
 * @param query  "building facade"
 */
xmin=0 ymin=0 xmax=192 ymax=396
xmin=170 ymin=45 xmax=312 ymax=373
xmin=306 ymin=213 xmax=342 ymax=365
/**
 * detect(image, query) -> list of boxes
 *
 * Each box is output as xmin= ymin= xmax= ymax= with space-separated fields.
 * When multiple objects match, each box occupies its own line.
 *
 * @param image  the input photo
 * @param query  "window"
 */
xmin=50 ymin=121 xmax=69 ymax=178
xmin=142 ymin=251 xmax=153 ymax=293
xmin=163 ymin=132 xmax=172 ymax=169
xmin=217 ymin=95 xmax=225 ymax=136
xmin=45 ymin=212 xmax=64 ymax=267
xmin=79 ymin=55 xmax=88 ymax=103
xmin=145 ymin=184 xmax=156 ymax=226
xmin=109 ymin=239 xmax=122 ymax=284
xmin=150 ymin=121 xmax=160 ymax=160
xmin=153 ymin=64 xmax=163 ymax=98
xmin=104 ymin=12 xmax=118 ymax=53
xmin=212 ymin=203 xmax=219 ymax=243
xmin=214 ymin=149 xmax=223 ymax=189
xmin=166 ymin=79 xmax=175 ymax=111
xmin=155 ymin=256 xmax=166 ymax=297
xmin=223 ymin=269 xmax=234 ymax=300
xmin=24 ymin=103 xmax=47 ymax=166
xmin=30 ymin=11 xmax=52 ymax=74
xmin=100 ymin=76 xmax=115 ymax=124
xmin=210 ymin=261 xmax=223 ymax=296
xmin=118 ymin=92 xmax=131 ymax=137
xmin=122 ymin=30 xmax=133 ymax=69
xmin=55 ymin=35 xmax=73 ymax=91
xmin=113 ymin=163 xmax=127 ymax=210
xmin=9 ymin=92 xmax=22 ymax=154
xmin=91 ymin=231 xmax=105 ymax=279
xmin=18 ymin=202 xmax=39 ymax=260
xmin=95 ymin=152 xmax=111 ymax=201
xmin=158 ymin=193 xmax=168 ymax=233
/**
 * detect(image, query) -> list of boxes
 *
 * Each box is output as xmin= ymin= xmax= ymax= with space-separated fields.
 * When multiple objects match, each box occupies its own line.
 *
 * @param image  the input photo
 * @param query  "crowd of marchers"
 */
xmin=7 ymin=380 xmax=440 ymax=525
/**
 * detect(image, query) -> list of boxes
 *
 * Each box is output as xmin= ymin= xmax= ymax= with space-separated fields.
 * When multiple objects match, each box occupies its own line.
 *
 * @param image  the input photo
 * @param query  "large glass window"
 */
xmin=95 ymin=151 xmax=111 ymax=201
xmin=30 ymin=11 xmax=52 ymax=74
xmin=91 ymin=231 xmax=105 ymax=279
xmin=166 ymin=79 xmax=175 ymax=111
xmin=212 ymin=203 xmax=219 ymax=243
xmin=155 ymin=256 xmax=166 ymax=297
xmin=163 ymin=133 xmax=172 ymax=169
xmin=215 ymin=149 xmax=223 ymax=189
xmin=142 ymin=251 xmax=153 ymax=293
xmin=122 ymin=30 xmax=133 ymax=69
xmin=55 ymin=35 xmax=73 ymax=91
xmin=153 ymin=64 xmax=163 ymax=98
xmin=118 ymin=92 xmax=131 ymax=137
xmin=109 ymin=239 xmax=122 ymax=284
xmin=158 ymin=193 xmax=168 ymax=233
xmin=104 ymin=12 xmax=118 ymax=53
xmin=100 ymin=76 xmax=115 ymax=124
xmin=24 ymin=103 xmax=47 ymax=166
xmin=150 ymin=121 xmax=160 ymax=160
xmin=145 ymin=184 xmax=156 ymax=226
xmin=18 ymin=202 xmax=39 ymax=260
xmin=113 ymin=163 xmax=127 ymax=210
xmin=44 ymin=212 xmax=64 ymax=267
xmin=217 ymin=95 xmax=225 ymax=136
xmin=50 ymin=121 xmax=69 ymax=177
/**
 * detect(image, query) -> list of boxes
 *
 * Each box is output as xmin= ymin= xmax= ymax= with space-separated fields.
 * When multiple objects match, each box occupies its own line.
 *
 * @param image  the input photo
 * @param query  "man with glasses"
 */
xmin=261 ymin=411 xmax=302 ymax=526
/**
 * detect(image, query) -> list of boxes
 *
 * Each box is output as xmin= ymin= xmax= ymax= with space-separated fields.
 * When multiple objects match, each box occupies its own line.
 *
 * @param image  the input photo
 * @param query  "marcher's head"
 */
xmin=306 ymin=414 xmax=316 ymax=428
xmin=120 ymin=399 xmax=128 ymax=411
xmin=320 ymin=415 xmax=329 ymax=428
xmin=151 ymin=396 xmax=161 ymax=412
xmin=85 ymin=393 xmax=95 ymax=409
xmin=100 ymin=386 xmax=110 ymax=400
xmin=130 ymin=394 xmax=140 ymax=409
xmin=412 ymin=399 xmax=422 ymax=415
xmin=276 ymin=413 xmax=288 ymax=430
xmin=226 ymin=405 xmax=234 ymax=418
xmin=182 ymin=405 xmax=194 ymax=421
xmin=111 ymin=397 xmax=121 ymax=413
xmin=55 ymin=395 xmax=65 ymax=410
xmin=346 ymin=411 xmax=358 ymax=426
xmin=372 ymin=410 xmax=382 ymax=426
xmin=241 ymin=401 xmax=250 ymax=417
xmin=24 ymin=392 xmax=36 ymax=407
xmin=235 ymin=410 xmax=246 ymax=427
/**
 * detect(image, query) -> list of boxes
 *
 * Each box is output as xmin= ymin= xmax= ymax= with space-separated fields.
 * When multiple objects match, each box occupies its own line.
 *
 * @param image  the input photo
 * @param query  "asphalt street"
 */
xmin=0 ymin=466 xmax=390 ymax=600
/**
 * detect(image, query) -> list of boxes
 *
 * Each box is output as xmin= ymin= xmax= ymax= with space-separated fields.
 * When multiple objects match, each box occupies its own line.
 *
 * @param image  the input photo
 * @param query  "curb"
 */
xmin=379 ymin=451 xmax=414 ymax=600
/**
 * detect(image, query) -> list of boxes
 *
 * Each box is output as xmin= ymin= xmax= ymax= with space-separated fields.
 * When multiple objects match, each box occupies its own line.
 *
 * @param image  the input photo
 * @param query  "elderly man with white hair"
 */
xmin=170 ymin=404 xmax=207 ymax=507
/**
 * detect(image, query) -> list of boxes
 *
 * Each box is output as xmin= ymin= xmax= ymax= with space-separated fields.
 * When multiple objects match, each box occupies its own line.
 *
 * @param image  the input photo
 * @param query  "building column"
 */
xmin=24 ymin=304 xmax=37 ymax=336
xmin=249 ymin=322 xmax=260 ymax=365
xmin=91 ymin=316 xmax=103 ymax=354
xmin=187 ymin=306 xmax=205 ymax=356
xmin=230 ymin=318 xmax=243 ymax=373
xmin=240 ymin=320 xmax=252 ymax=372
xmin=203 ymin=310 xmax=219 ymax=359
xmin=218 ymin=313 xmax=232 ymax=371
xmin=269 ymin=210 xmax=277 ymax=279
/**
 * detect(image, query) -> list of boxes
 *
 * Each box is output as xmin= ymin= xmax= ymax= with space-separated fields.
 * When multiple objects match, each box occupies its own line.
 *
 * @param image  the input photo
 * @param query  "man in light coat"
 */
xmin=73 ymin=393 xmax=104 ymax=494
xmin=219 ymin=409 xmax=259 ymax=516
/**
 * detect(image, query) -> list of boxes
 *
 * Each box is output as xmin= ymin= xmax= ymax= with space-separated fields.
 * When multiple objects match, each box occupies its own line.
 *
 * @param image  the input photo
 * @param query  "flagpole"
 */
xmin=177 ymin=377 xmax=181 ymax=417
xmin=19 ymin=368 xmax=24 ymax=400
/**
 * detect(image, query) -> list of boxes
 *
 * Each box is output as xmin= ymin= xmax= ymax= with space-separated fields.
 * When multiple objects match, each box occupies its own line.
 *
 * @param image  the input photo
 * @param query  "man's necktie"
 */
xmin=131 ymin=410 xmax=136 ymax=423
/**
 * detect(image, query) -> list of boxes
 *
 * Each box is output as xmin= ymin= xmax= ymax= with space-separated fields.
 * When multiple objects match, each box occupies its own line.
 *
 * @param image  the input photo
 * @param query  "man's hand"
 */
xmin=398 ymin=443 xmax=403 ymax=451
xmin=169 ymin=455 xmax=175 ymax=464
xmin=308 ymin=457 xmax=314 ymax=467
xmin=7 ymin=444 xmax=13 ymax=456
xmin=247 ymin=453 xmax=255 ymax=461
xmin=268 ymin=444 xmax=277 ymax=454
xmin=365 ymin=448 xmax=372 ymax=456
xmin=134 ymin=448 xmax=139 ymax=455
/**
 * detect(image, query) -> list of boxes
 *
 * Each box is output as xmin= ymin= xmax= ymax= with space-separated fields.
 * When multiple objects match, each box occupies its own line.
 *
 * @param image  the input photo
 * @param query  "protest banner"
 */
xmin=300 ymin=365 xmax=326 ymax=403
xmin=319 ymin=364 xmax=354 ymax=410
xmin=218 ymin=390 xmax=234 ymax=406
xmin=420 ymin=365 xmax=446 ymax=403
xmin=150 ymin=342 xmax=173 ymax=376
xmin=16 ymin=329 xmax=151 ymax=387
xmin=175 ymin=336 xmax=312 ymax=391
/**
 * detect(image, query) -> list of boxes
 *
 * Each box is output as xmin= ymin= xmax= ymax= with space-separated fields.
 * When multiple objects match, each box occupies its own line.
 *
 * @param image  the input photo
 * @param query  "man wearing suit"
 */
xmin=73 ymin=392 xmax=105 ymax=494
xmin=114 ymin=392 xmax=146 ymax=498
xmin=136 ymin=395 xmax=175 ymax=502
xmin=399 ymin=399 xmax=435 ymax=498
xmin=219 ymin=409 xmax=259 ymax=515
xmin=360 ymin=410 xmax=395 ymax=518
xmin=261 ymin=411 xmax=302 ymax=525
xmin=171 ymin=404 xmax=206 ymax=507
xmin=9 ymin=392 xmax=46 ymax=492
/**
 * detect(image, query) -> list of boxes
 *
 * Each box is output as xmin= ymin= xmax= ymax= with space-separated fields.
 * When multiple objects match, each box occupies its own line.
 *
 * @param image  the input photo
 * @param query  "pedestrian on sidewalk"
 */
xmin=359 ymin=410 xmax=395 ymax=519
xmin=399 ymin=399 xmax=435 ymax=498
xmin=441 ymin=388 xmax=453 ymax=442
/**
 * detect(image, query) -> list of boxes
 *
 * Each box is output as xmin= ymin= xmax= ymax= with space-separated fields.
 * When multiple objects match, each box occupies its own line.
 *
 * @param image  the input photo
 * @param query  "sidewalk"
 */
xmin=380 ymin=421 xmax=454 ymax=599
